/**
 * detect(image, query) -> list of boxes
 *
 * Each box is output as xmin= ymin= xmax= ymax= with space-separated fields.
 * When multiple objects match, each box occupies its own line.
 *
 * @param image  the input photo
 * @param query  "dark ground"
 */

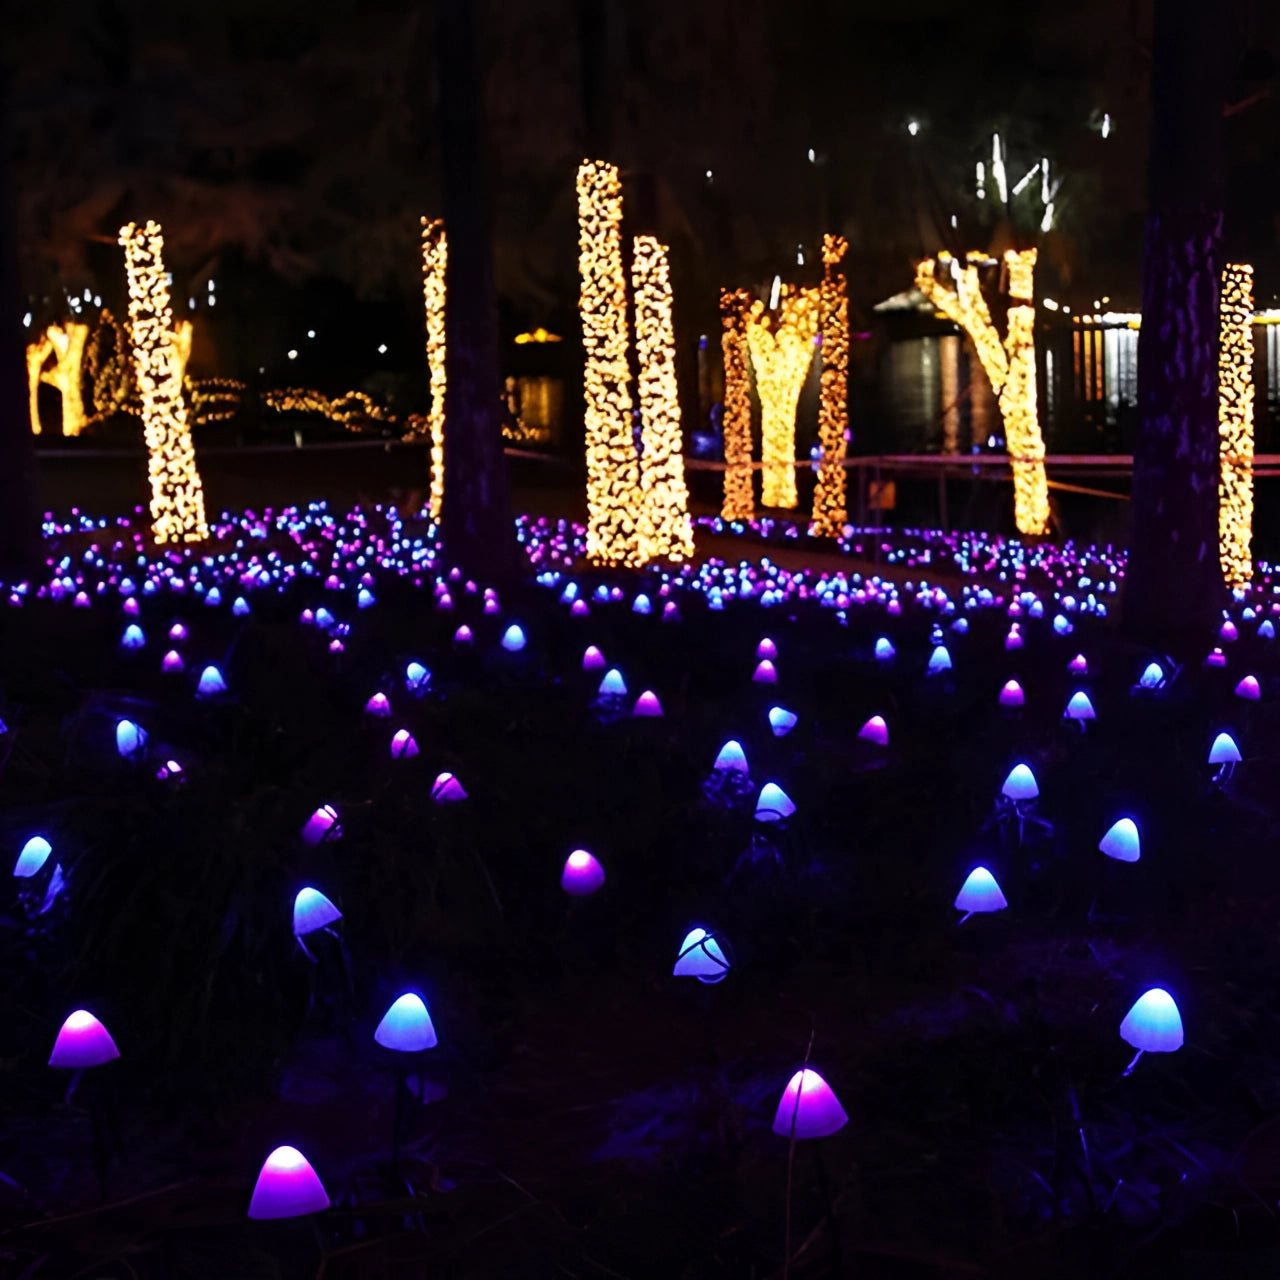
xmin=3 ymin=458 xmax=1280 ymax=1278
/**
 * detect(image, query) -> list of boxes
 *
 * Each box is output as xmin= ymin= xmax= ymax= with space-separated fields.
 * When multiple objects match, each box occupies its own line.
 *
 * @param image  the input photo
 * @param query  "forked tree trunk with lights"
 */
xmin=0 ymin=70 xmax=40 ymax=575
xmin=915 ymin=250 xmax=1049 ymax=537
xmin=434 ymin=0 xmax=518 ymax=582
xmin=1124 ymin=0 xmax=1231 ymax=639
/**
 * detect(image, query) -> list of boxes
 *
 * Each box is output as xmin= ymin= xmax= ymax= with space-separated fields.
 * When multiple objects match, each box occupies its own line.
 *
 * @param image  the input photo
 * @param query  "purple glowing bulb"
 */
xmin=1204 ymin=647 xmax=1227 ymax=669
xmin=633 ymin=690 xmax=663 ymax=717
xmin=374 ymin=993 xmax=438 ymax=1052
xmin=571 ymin=598 xmax=590 ymax=617
xmin=483 ymin=597 xmax=501 ymax=615
xmin=293 ymin=887 xmax=342 ymax=936
xmin=453 ymin=624 xmax=473 ymax=648
xmin=582 ymin=645 xmax=606 ymax=673
xmin=48 ymin=1009 xmax=120 ymax=1069
xmin=365 ymin=691 xmax=392 ymax=717
xmin=752 ymin=659 xmax=777 ymax=685
xmin=756 ymin=637 xmax=777 ymax=661
xmin=857 ymin=715 xmax=888 ymax=746
xmin=247 ymin=1145 xmax=330 ymax=1220
xmin=998 ymin=680 xmax=1024 ymax=708
xmin=1004 ymin=627 xmax=1023 ymax=651
xmin=1219 ymin=619 xmax=1238 ymax=643
xmin=771 ymin=1068 xmax=848 ymax=1139
xmin=1235 ymin=675 xmax=1261 ymax=701
xmin=301 ymin=804 xmax=340 ymax=846
xmin=390 ymin=729 xmax=419 ymax=759
xmin=1067 ymin=653 xmax=1088 ymax=675
xmin=560 ymin=849 xmax=606 ymax=896
xmin=431 ymin=772 xmax=468 ymax=803
xmin=161 ymin=649 xmax=184 ymax=673
xmin=14 ymin=836 xmax=52 ymax=878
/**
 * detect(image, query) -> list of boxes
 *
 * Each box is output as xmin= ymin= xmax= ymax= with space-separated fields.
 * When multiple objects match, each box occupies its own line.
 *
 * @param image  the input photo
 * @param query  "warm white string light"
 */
xmin=632 ymin=235 xmax=694 ymax=561
xmin=119 ymin=220 xmax=208 ymax=544
xmin=577 ymin=159 xmax=643 ymax=566
xmin=720 ymin=288 xmax=754 ymax=521
xmin=1219 ymin=262 xmax=1255 ymax=588
xmin=420 ymin=217 xmax=447 ymax=522
xmin=811 ymin=234 xmax=849 ymax=536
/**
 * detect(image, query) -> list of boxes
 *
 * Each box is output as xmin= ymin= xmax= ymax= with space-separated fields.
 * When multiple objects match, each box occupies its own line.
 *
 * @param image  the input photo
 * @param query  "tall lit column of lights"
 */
xmin=27 ymin=323 xmax=90 ymax=436
xmin=420 ymin=217 xmax=448 ymax=522
xmin=811 ymin=234 xmax=850 ymax=536
xmin=745 ymin=287 xmax=819 ymax=509
xmin=119 ymin=221 xmax=209 ymax=544
xmin=914 ymin=250 xmax=1049 ymax=535
xmin=631 ymin=235 xmax=694 ymax=561
xmin=1218 ymin=262 xmax=1255 ymax=589
xmin=720 ymin=288 xmax=755 ymax=521
xmin=577 ymin=160 xmax=643 ymax=565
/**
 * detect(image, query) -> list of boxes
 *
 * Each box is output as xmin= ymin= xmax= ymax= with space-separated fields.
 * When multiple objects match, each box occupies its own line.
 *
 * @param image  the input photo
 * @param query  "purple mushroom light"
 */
xmin=390 ymin=729 xmax=419 ymax=760
xmin=633 ymin=690 xmax=664 ymax=717
xmin=560 ymin=849 xmax=606 ymax=896
xmin=49 ymin=1009 xmax=119 ymax=1070
xmin=431 ymin=772 xmax=468 ymax=804
xmin=857 ymin=715 xmax=888 ymax=746
xmin=771 ymin=1067 xmax=848 ymax=1140
xmin=301 ymin=804 xmax=341 ymax=847
xmin=247 ymin=1145 xmax=330 ymax=1220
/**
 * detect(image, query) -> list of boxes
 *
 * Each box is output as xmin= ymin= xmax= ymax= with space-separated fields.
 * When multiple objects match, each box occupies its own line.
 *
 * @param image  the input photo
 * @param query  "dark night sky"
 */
xmin=7 ymin=0 xmax=1280 ymax=343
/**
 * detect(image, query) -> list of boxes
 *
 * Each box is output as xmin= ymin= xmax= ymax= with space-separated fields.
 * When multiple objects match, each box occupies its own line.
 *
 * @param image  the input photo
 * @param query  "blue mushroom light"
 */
xmin=1099 ymin=818 xmax=1140 ymax=863
xmin=374 ymin=993 xmax=439 ymax=1052
xmin=501 ymin=624 xmax=527 ymax=652
xmin=196 ymin=665 xmax=227 ymax=698
xmin=120 ymin=623 xmax=145 ymax=651
xmin=14 ymin=836 xmax=52 ymax=878
xmin=768 ymin=706 xmax=798 ymax=737
xmin=116 ymin=718 xmax=148 ymax=761
xmin=926 ymin=644 xmax=952 ymax=675
xmin=293 ymin=887 xmax=342 ymax=938
xmin=1120 ymin=988 xmax=1183 ymax=1075
xmin=673 ymin=928 xmax=731 ymax=983
xmin=755 ymin=782 xmax=796 ymax=822
xmin=954 ymin=866 xmax=1007 ymax=923
xmin=1001 ymin=764 xmax=1039 ymax=803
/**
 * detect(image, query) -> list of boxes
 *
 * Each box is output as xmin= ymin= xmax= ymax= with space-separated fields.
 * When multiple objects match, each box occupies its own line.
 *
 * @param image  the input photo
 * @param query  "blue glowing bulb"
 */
xmin=926 ymin=644 xmax=951 ymax=674
xmin=116 ymin=719 xmax=147 ymax=760
xmin=14 ymin=836 xmax=52 ymax=878
xmin=375 ymin=993 xmax=438 ymax=1052
xmin=314 ymin=607 xmax=335 ymax=630
xmin=501 ymin=624 xmax=527 ymax=652
xmin=755 ymin=782 xmax=796 ymax=822
xmin=232 ymin=596 xmax=250 ymax=617
xmin=713 ymin=740 xmax=749 ymax=773
xmin=1001 ymin=763 xmax=1038 ymax=801
xmin=1208 ymin=732 xmax=1241 ymax=765
xmin=632 ymin=594 xmax=651 ymax=615
xmin=1099 ymin=818 xmax=1140 ymax=863
xmin=205 ymin=587 xmax=222 ymax=607
xmin=292 ymin=887 xmax=342 ymax=936
xmin=1064 ymin=691 xmax=1096 ymax=721
xmin=874 ymin=637 xmax=895 ymax=661
xmin=120 ymin=623 xmax=145 ymax=650
xmin=768 ymin=706 xmax=798 ymax=737
xmin=1053 ymin=614 xmax=1073 ymax=635
xmin=357 ymin=588 xmax=375 ymax=609
xmin=404 ymin=661 xmax=430 ymax=691
xmin=954 ymin=866 xmax=1007 ymax=914
xmin=1138 ymin=662 xmax=1164 ymax=690
xmin=673 ymin=928 xmax=730 ymax=983
xmin=598 ymin=669 xmax=627 ymax=697
xmin=196 ymin=665 xmax=227 ymax=698
xmin=1120 ymin=988 xmax=1183 ymax=1054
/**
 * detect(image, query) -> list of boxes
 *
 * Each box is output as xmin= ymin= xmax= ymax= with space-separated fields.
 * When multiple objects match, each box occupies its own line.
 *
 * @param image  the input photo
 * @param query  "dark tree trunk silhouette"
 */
xmin=0 ymin=67 xmax=40 ymax=576
xmin=1124 ymin=0 xmax=1233 ymax=642
xmin=434 ymin=0 xmax=518 ymax=583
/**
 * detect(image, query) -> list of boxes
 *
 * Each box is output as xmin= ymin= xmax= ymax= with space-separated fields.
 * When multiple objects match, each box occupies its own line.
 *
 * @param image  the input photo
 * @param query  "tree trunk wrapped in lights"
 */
xmin=1218 ymin=262 xmax=1254 ymax=590
xmin=632 ymin=235 xmax=694 ymax=561
xmin=720 ymin=287 xmax=754 ymax=521
xmin=915 ymin=249 xmax=1049 ymax=536
xmin=27 ymin=323 xmax=89 ymax=436
xmin=577 ymin=159 xmax=643 ymax=565
xmin=746 ymin=287 xmax=818 ymax=510
xmin=420 ymin=217 xmax=447 ymax=522
xmin=119 ymin=221 xmax=209 ymax=545
xmin=811 ymin=234 xmax=850 ymax=536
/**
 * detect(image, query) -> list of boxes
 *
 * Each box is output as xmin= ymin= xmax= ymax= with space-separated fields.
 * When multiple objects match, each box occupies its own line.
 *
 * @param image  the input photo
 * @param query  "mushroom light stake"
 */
xmin=292 ymin=887 xmax=342 ymax=961
xmin=673 ymin=928 xmax=732 ymax=983
xmin=954 ymin=866 xmax=1007 ymax=924
xmin=1208 ymin=731 xmax=1241 ymax=784
xmin=995 ymin=763 xmax=1051 ymax=843
xmin=1119 ymin=988 xmax=1183 ymax=1076
xmin=375 ymin=992 xmax=439 ymax=1168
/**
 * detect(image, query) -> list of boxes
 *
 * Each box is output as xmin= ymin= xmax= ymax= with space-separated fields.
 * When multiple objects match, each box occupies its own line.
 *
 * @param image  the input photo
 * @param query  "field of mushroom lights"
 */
xmin=6 ymin=503 xmax=1280 ymax=1275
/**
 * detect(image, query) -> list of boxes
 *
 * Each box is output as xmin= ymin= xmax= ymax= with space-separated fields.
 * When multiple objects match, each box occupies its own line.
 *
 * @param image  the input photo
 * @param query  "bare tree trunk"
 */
xmin=434 ymin=0 xmax=518 ymax=583
xmin=1124 ymin=0 xmax=1233 ymax=642
xmin=0 ymin=67 xmax=40 ymax=576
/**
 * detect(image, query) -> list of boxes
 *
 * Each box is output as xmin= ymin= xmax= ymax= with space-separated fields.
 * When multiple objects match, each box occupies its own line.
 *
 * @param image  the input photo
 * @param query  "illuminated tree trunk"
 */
xmin=434 ymin=0 xmax=518 ymax=582
xmin=420 ymin=218 xmax=447 ymax=522
xmin=1124 ymin=0 xmax=1229 ymax=638
xmin=1218 ymin=263 xmax=1254 ymax=589
xmin=0 ymin=68 xmax=39 ymax=573
xmin=720 ymin=288 xmax=754 ymax=520
xmin=915 ymin=251 xmax=1049 ymax=535
xmin=29 ymin=323 xmax=90 ymax=436
xmin=811 ymin=234 xmax=850 ymax=536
